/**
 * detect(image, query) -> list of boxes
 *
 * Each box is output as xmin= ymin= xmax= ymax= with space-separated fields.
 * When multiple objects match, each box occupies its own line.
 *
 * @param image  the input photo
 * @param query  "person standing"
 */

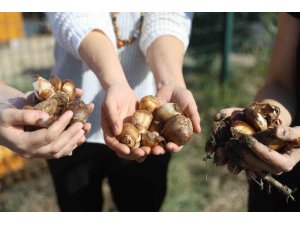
xmin=46 ymin=12 xmax=201 ymax=211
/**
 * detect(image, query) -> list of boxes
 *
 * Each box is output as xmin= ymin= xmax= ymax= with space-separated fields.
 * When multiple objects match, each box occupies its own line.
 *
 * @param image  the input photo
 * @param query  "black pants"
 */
xmin=248 ymin=163 xmax=300 ymax=211
xmin=47 ymin=143 xmax=171 ymax=212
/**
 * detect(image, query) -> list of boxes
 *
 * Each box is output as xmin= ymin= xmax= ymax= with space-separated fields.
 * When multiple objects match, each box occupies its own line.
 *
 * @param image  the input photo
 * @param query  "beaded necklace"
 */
xmin=110 ymin=12 xmax=144 ymax=48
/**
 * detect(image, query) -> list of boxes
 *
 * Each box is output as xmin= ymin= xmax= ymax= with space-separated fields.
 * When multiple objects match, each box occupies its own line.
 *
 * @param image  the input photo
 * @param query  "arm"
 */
xmin=78 ymin=29 xmax=150 ymax=161
xmin=142 ymin=13 xmax=201 ymax=154
xmin=47 ymin=12 xmax=149 ymax=160
xmin=215 ymin=13 xmax=300 ymax=175
xmin=255 ymin=12 xmax=300 ymax=126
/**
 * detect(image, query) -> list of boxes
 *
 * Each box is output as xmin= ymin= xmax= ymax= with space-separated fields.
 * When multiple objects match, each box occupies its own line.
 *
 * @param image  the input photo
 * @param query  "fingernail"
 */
xmin=39 ymin=113 xmax=49 ymax=122
xmin=275 ymin=125 xmax=286 ymax=138
xmin=65 ymin=110 xmax=74 ymax=118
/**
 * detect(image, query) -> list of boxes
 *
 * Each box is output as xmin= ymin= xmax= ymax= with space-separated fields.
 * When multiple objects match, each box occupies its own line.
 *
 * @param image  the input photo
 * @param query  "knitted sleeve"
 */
xmin=46 ymin=12 xmax=116 ymax=59
xmin=139 ymin=12 xmax=193 ymax=56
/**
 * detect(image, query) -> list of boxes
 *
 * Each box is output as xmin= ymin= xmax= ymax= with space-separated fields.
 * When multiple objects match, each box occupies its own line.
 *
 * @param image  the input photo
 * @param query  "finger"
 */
xmin=104 ymin=134 xmax=131 ymax=155
xmin=131 ymin=148 xmax=146 ymax=158
xmin=183 ymin=102 xmax=201 ymax=134
xmin=77 ymin=135 xmax=87 ymax=146
xmin=24 ymin=111 xmax=75 ymax=148
xmin=101 ymin=108 xmax=132 ymax=156
xmin=244 ymin=136 xmax=295 ymax=173
xmin=37 ymin=124 xmax=85 ymax=157
xmin=53 ymin=130 xmax=85 ymax=158
xmin=25 ymin=114 xmax=83 ymax=151
xmin=0 ymin=108 xmax=49 ymax=126
xmin=151 ymin=145 xmax=166 ymax=155
xmin=83 ymin=122 xmax=92 ymax=134
xmin=115 ymin=148 xmax=145 ymax=160
xmin=102 ymin=100 xmax=122 ymax=136
xmin=86 ymin=103 xmax=95 ymax=114
xmin=140 ymin=146 xmax=151 ymax=155
xmin=233 ymin=145 xmax=280 ymax=174
xmin=276 ymin=126 xmax=300 ymax=142
xmin=166 ymin=142 xmax=183 ymax=153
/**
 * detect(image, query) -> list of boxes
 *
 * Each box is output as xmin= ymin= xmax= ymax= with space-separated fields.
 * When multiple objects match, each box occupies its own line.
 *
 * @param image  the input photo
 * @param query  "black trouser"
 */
xmin=47 ymin=143 xmax=171 ymax=212
xmin=248 ymin=163 xmax=300 ymax=211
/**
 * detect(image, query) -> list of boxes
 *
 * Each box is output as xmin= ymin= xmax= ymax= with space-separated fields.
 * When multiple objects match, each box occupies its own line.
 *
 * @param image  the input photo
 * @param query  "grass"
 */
xmin=0 ymin=51 xmax=269 ymax=212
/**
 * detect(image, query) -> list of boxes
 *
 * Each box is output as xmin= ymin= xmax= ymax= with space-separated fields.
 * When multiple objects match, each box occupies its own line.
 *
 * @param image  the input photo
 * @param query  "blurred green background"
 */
xmin=0 ymin=12 xmax=277 ymax=211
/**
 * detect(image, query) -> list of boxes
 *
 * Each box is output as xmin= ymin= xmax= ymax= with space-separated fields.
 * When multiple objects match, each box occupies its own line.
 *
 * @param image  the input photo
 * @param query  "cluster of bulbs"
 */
xmin=117 ymin=95 xmax=194 ymax=150
xmin=23 ymin=75 xmax=91 ymax=128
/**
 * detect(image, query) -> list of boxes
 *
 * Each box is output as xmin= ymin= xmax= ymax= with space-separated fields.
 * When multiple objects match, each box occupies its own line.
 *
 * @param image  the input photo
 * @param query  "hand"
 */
xmin=153 ymin=85 xmax=201 ymax=155
xmin=101 ymin=82 xmax=150 ymax=162
xmin=0 ymin=88 xmax=94 ymax=159
xmin=232 ymin=126 xmax=300 ymax=175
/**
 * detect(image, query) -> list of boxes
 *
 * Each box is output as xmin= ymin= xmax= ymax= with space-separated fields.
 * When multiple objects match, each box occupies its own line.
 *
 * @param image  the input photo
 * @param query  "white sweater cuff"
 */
xmin=47 ymin=13 xmax=116 ymax=59
xmin=139 ymin=12 xmax=193 ymax=56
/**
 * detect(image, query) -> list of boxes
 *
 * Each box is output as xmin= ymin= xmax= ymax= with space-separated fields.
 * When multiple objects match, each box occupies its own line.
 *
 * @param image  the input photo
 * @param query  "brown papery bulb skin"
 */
xmin=132 ymin=110 xmax=153 ymax=133
xmin=65 ymin=100 xmax=91 ymax=124
xmin=49 ymin=75 xmax=62 ymax=91
xmin=117 ymin=123 xmax=141 ymax=150
xmin=231 ymin=120 xmax=255 ymax=136
xmin=155 ymin=103 xmax=182 ymax=123
xmin=244 ymin=107 xmax=268 ymax=132
xmin=61 ymin=79 xmax=76 ymax=101
xmin=148 ymin=120 xmax=163 ymax=133
xmin=138 ymin=95 xmax=160 ymax=113
xmin=141 ymin=131 xmax=166 ymax=148
xmin=161 ymin=114 xmax=193 ymax=146
xmin=32 ymin=98 xmax=59 ymax=127
xmin=33 ymin=75 xmax=56 ymax=101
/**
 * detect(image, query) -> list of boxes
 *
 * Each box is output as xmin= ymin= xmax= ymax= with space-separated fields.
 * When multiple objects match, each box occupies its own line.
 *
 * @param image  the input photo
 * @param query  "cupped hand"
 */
xmin=0 ymin=88 xmax=94 ymax=159
xmin=101 ymin=82 xmax=150 ymax=161
xmin=231 ymin=126 xmax=300 ymax=176
xmin=0 ymin=108 xmax=86 ymax=159
xmin=151 ymin=85 xmax=201 ymax=155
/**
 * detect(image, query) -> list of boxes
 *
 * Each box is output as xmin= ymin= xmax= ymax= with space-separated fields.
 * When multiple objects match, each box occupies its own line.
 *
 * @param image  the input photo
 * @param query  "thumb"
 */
xmin=1 ymin=108 xmax=49 ymax=126
xmin=276 ymin=126 xmax=300 ymax=144
xmin=102 ymin=102 xmax=122 ymax=136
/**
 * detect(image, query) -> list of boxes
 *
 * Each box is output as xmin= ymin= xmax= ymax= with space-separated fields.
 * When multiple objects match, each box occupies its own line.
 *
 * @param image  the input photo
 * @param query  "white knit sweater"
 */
xmin=46 ymin=12 xmax=193 ymax=144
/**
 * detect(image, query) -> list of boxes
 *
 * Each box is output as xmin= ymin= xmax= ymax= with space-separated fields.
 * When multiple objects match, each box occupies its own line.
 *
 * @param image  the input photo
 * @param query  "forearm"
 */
xmin=78 ymin=30 xmax=129 ymax=91
xmin=146 ymin=35 xmax=186 ymax=89
xmin=254 ymin=13 xmax=299 ymax=126
xmin=255 ymin=81 xmax=296 ymax=126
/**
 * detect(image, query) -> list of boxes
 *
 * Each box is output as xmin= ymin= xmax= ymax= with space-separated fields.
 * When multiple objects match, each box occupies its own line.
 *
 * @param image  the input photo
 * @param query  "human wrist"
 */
xmin=156 ymin=77 xmax=186 ymax=90
xmin=153 ymin=70 xmax=186 ymax=90
xmin=102 ymin=79 xmax=131 ymax=92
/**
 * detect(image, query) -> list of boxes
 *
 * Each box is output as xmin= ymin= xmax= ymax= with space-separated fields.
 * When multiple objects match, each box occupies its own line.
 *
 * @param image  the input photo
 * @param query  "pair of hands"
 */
xmin=213 ymin=108 xmax=300 ymax=176
xmin=101 ymin=82 xmax=201 ymax=162
xmin=0 ymin=89 xmax=94 ymax=159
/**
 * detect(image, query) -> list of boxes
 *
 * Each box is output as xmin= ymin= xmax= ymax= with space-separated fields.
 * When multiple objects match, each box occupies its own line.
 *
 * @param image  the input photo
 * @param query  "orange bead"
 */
xmin=117 ymin=41 xmax=124 ymax=48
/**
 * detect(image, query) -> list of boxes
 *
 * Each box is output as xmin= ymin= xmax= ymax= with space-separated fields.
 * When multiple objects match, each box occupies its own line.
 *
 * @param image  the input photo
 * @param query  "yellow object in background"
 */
xmin=0 ymin=12 xmax=24 ymax=43
xmin=0 ymin=145 xmax=25 ymax=177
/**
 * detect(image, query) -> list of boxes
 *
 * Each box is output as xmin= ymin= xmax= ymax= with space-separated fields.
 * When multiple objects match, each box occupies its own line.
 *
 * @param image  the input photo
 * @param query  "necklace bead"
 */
xmin=110 ymin=12 xmax=144 ymax=49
